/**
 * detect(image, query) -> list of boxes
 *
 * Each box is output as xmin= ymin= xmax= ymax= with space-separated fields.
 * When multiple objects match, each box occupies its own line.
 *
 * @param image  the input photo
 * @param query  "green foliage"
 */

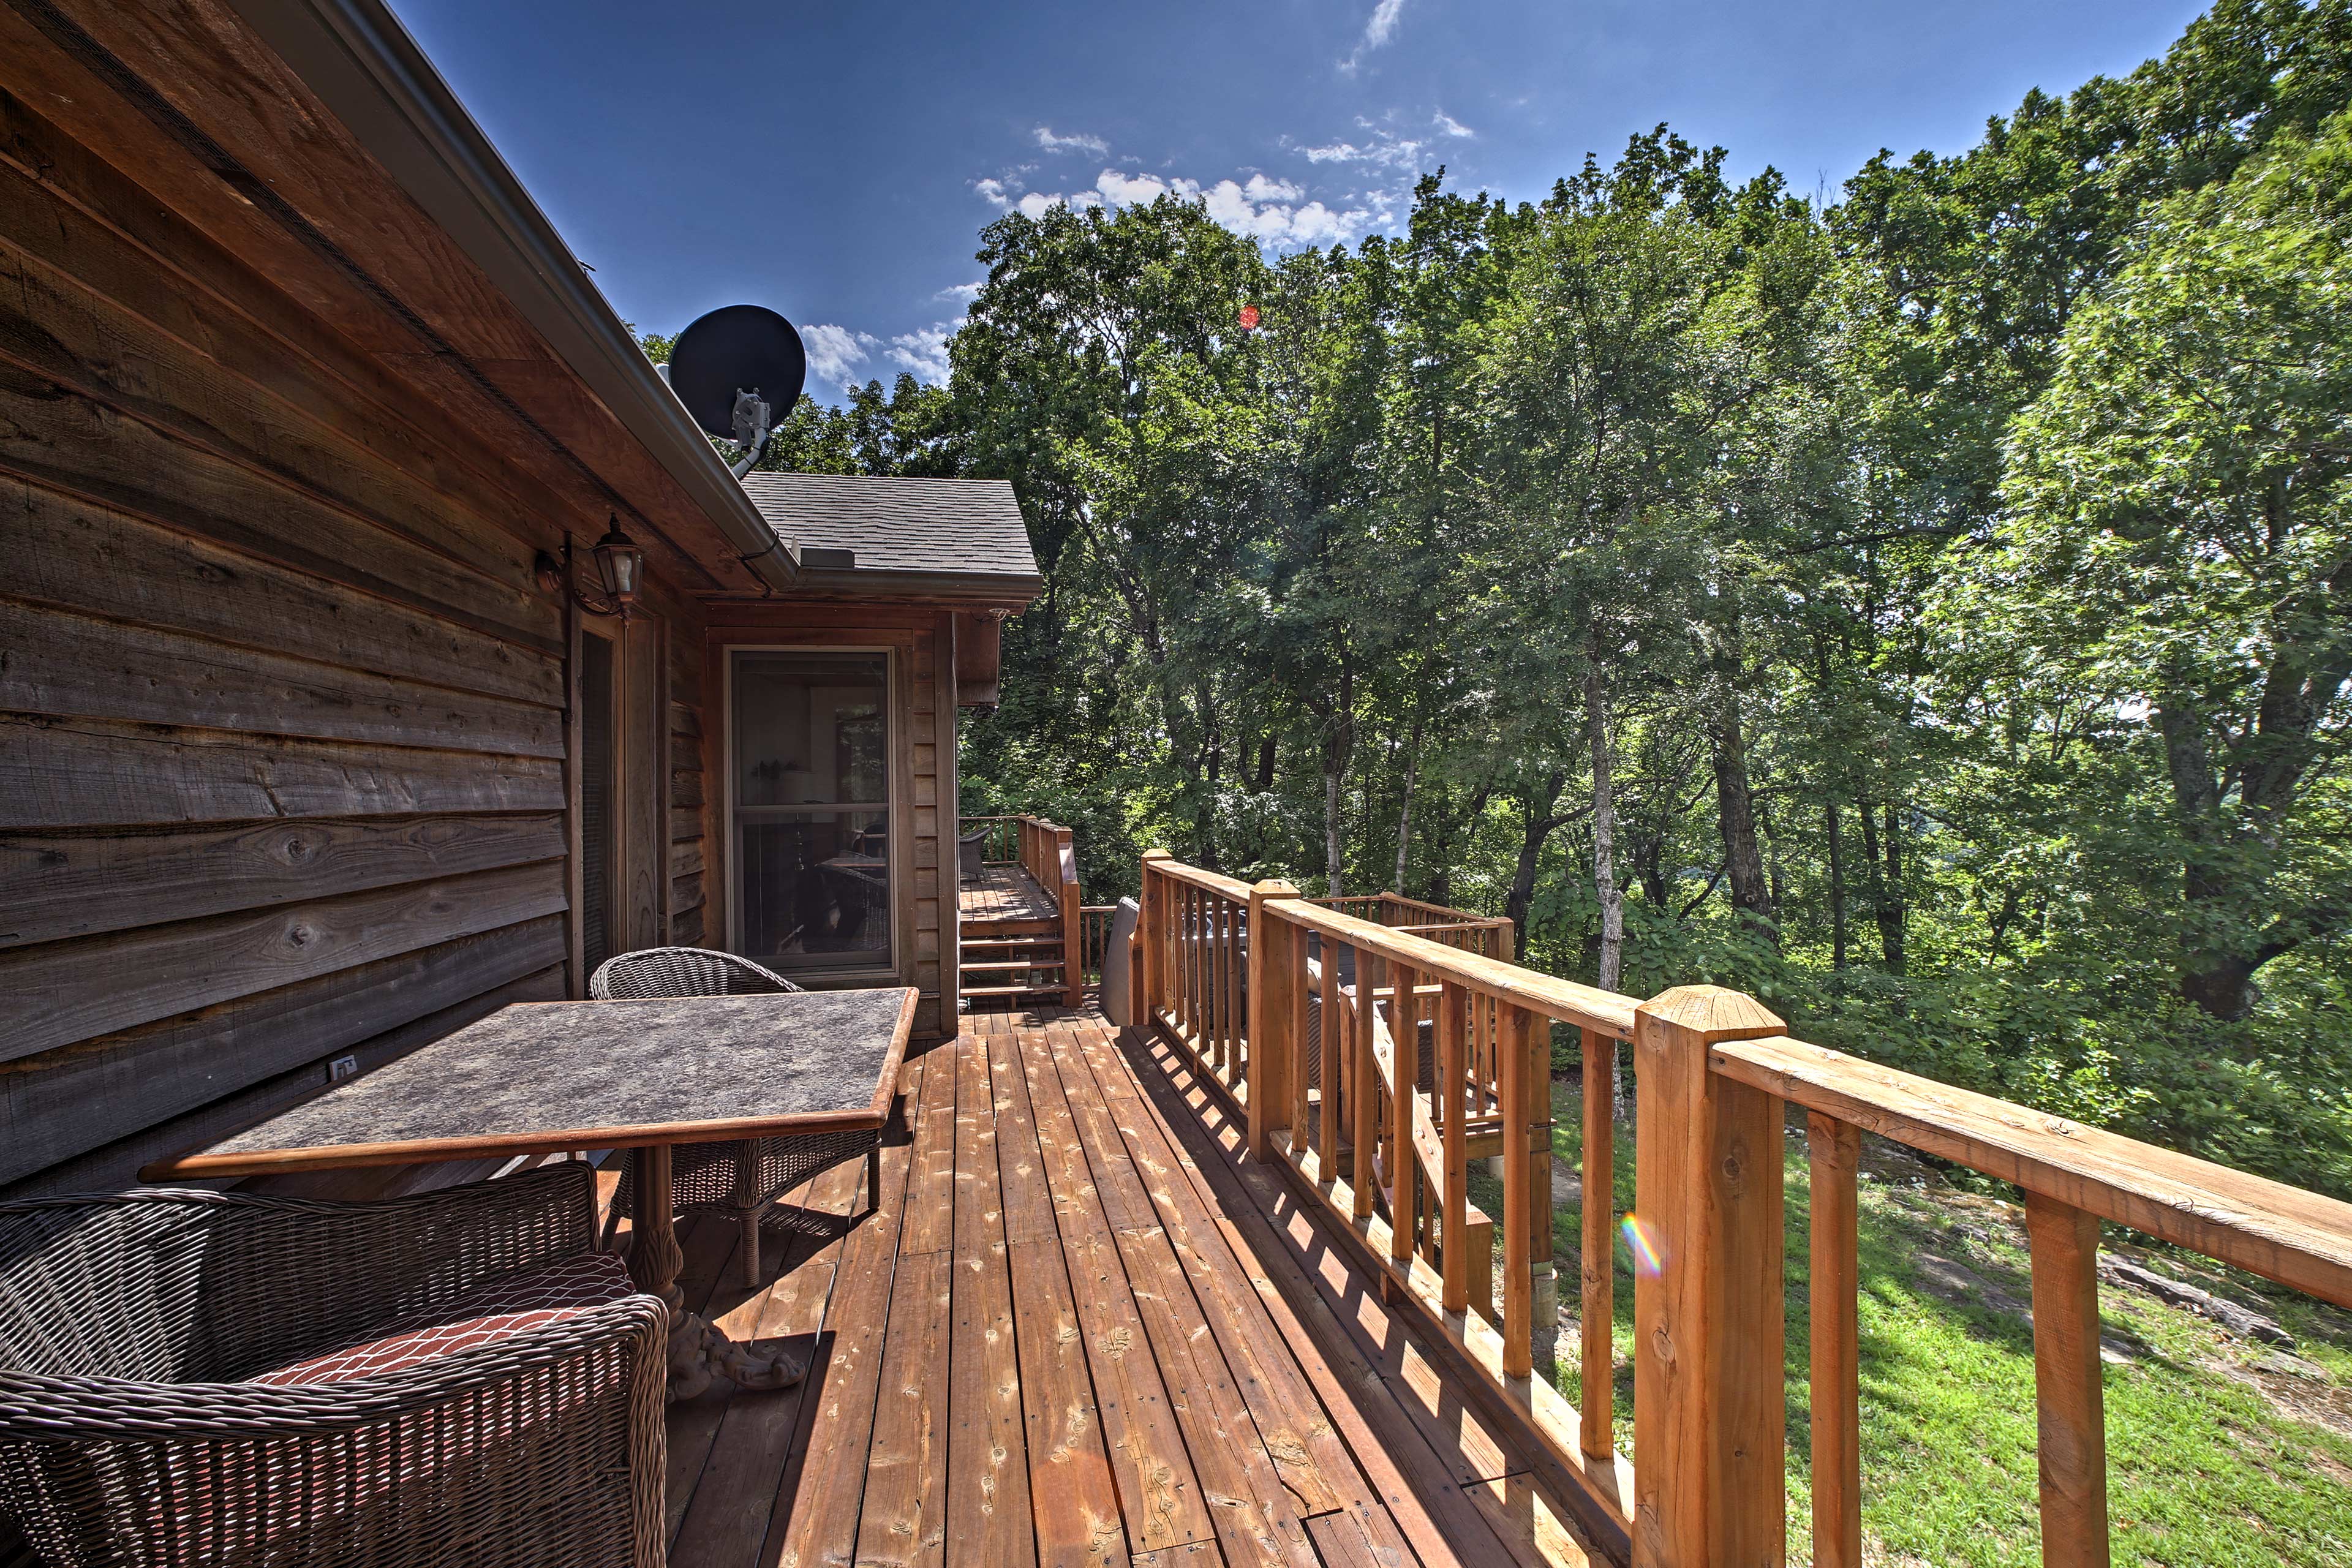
xmin=680 ymin=2 xmax=2352 ymax=1196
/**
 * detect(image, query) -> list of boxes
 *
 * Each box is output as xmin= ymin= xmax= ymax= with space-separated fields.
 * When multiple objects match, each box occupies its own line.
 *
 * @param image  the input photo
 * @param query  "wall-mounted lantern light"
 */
xmin=534 ymin=515 xmax=644 ymax=620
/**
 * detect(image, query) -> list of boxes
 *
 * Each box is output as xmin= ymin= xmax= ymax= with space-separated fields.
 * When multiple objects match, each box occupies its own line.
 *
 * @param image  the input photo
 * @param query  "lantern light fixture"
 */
xmin=534 ymin=516 xmax=643 ymax=620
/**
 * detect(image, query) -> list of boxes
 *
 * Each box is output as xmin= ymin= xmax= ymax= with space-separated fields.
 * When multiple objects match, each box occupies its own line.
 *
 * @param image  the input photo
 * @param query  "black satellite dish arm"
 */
xmin=727 ymin=388 xmax=776 ymax=479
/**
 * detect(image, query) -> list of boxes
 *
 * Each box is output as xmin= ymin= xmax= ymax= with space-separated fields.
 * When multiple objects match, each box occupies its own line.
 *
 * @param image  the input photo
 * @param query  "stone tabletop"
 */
xmin=146 ymin=988 xmax=915 ymax=1177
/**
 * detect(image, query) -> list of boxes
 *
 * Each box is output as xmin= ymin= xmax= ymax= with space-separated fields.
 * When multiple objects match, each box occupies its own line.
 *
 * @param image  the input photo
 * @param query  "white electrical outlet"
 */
xmin=328 ymin=1055 xmax=360 ymax=1083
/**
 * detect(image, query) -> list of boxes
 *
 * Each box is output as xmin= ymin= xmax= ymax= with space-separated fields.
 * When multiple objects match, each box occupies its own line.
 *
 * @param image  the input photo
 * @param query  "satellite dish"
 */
xmin=669 ymin=306 xmax=807 ymax=476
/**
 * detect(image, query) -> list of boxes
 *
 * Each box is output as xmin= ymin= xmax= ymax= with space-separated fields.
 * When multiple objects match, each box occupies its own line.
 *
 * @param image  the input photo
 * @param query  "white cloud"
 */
xmin=887 ymin=322 xmax=954 ymax=383
xmin=980 ymin=155 xmax=1379 ymax=253
xmin=801 ymin=323 xmax=878 ymax=390
xmin=1282 ymin=201 xmax=1366 ymax=246
xmin=1034 ymin=126 xmax=1110 ymax=156
xmin=937 ymin=281 xmax=984 ymax=303
xmin=1096 ymin=168 xmax=1180 ymax=205
xmin=1297 ymin=123 xmax=1428 ymax=170
xmin=1341 ymin=0 xmax=1408 ymax=72
xmin=1433 ymin=110 xmax=1474 ymax=138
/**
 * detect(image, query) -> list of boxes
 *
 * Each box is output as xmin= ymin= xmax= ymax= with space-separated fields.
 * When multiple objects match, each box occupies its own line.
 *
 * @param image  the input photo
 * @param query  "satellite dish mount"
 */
xmin=668 ymin=305 xmax=809 ymax=479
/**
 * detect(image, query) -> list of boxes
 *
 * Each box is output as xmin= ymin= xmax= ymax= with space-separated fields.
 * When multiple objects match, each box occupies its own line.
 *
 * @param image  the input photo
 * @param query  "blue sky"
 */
xmin=386 ymin=0 xmax=2207 ymax=402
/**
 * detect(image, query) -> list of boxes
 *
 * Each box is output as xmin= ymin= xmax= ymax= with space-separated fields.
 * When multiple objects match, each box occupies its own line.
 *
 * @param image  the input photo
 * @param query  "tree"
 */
xmin=1972 ymin=108 xmax=2352 ymax=1020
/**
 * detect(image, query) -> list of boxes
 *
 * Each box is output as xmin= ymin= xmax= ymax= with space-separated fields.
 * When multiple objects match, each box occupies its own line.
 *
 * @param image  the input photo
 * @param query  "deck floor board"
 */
xmin=960 ymin=864 xmax=1061 ymax=924
xmin=664 ymin=1006 xmax=1602 ymax=1568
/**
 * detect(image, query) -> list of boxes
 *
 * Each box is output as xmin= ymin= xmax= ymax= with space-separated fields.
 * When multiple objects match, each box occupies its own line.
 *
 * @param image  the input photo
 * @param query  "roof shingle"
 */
xmin=737 ymin=472 xmax=1040 ymax=582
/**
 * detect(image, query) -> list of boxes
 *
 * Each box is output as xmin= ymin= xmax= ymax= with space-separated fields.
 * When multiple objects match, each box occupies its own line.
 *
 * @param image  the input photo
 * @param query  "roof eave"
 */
xmin=747 ymin=568 xmax=1045 ymax=609
xmin=226 ymin=0 xmax=799 ymax=592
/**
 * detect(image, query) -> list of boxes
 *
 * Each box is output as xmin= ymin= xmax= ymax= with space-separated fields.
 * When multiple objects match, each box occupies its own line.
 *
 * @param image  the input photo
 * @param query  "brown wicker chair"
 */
xmin=590 ymin=946 xmax=883 ymax=1286
xmin=0 ymin=1164 xmax=665 ymax=1568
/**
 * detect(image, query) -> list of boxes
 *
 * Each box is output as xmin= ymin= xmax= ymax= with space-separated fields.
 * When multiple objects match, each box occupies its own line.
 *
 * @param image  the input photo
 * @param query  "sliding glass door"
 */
xmin=728 ymin=649 xmax=892 ymax=976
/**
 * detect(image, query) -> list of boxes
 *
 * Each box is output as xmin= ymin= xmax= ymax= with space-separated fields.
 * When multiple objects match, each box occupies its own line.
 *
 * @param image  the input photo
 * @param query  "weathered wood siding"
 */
xmin=0 ymin=83 xmax=660 ymax=1197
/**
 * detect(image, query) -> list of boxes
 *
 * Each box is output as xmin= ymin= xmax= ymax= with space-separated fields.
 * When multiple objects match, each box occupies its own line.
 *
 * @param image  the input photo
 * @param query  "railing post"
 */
xmin=1139 ymin=850 xmax=1171 ymax=1025
xmin=1056 ymin=826 xmax=1083 ymax=1007
xmin=1631 ymin=984 xmax=1788 ymax=1568
xmin=1245 ymin=879 xmax=1302 ymax=1159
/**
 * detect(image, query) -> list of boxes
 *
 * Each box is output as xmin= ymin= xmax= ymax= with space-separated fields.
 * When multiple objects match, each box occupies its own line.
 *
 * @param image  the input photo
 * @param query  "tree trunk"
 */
xmin=1504 ymin=771 xmax=1568 ymax=940
xmin=1586 ymin=664 xmax=1624 ymax=993
xmin=1856 ymin=798 xmax=1906 ymax=974
xmin=1825 ymin=799 xmax=1847 ymax=971
xmin=1321 ymin=665 xmax=1354 ymax=899
xmin=1393 ymin=717 xmax=1423 ymax=893
xmin=1711 ymin=687 xmax=1776 ymax=944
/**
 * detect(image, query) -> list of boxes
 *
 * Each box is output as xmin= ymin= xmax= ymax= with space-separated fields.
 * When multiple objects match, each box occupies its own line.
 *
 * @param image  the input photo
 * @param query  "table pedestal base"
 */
xmin=627 ymin=1142 xmax=807 ymax=1401
xmin=665 ymin=1309 xmax=805 ymax=1400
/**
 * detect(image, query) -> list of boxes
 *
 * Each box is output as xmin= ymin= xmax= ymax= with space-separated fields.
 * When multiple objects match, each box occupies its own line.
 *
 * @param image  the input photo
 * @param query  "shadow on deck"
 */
xmin=660 ymin=1004 xmax=1604 ymax=1568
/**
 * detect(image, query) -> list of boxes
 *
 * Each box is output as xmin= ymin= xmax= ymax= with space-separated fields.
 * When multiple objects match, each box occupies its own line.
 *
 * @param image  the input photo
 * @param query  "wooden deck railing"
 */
xmin=960 ymin=815 xmax=1085 ymax=1005
xmin=1078 ymin=904 xmax=1118 ymax=986
xmin=1308 ymin=892 xmax=1517 ymax=960
xmin=1133 ymin=849 xmax=2352 ymax=1568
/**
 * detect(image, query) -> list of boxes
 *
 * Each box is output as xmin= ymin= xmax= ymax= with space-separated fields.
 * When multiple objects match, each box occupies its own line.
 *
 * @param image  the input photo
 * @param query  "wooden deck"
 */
xmin=660 ymin=1004 xmax=1602 ymax=1568
xmin=960 ymin=862 xmax=1063 ymax=924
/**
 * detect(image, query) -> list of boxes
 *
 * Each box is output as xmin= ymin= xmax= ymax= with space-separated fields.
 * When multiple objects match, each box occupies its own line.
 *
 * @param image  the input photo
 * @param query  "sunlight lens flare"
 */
xmin=1621 ymin=1213 xmax=1665 ymax=1277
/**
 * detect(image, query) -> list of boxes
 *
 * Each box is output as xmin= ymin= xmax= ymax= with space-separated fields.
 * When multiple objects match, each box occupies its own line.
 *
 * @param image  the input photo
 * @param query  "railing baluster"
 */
xmin=2026 ymin=1191 xmax=2111 ymax=1568
xmin=1215 ymin=893 xmax=1228 ymax=1074
xmin=1353 ymin=945 xmax=1379 ymax=1219
xmin=1440 ymin=981 xmax=1469 ymax=1313
xmin=1580 ymin=1026 xmax=1616 ymax=1460
xmin=1289 ymin=919 xmax=1313 ymax=1156
xmin=1317 ymin=937 xmax=1344 ymax=1171
xmin=1185 ymin=886 xmax=1200 ymax=1053
xmin=1809 ymin=1110 xmax=1863 ymax=1568
xmin=1390 ymin=959 xmax=1417 ymax=1265
xmin=1231 ymin=895 xmax=1247 ymax=1083
xmin=1219 ymin=895 xmax=1236 ymax=1079
xmin=1501 ymin=1003 xmax=1533 ymax=1379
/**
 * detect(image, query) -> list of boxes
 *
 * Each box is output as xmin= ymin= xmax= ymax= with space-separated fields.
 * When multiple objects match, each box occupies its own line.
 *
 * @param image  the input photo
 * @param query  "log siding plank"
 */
xmin=0 ymin=715 xmax=565 ymax=830
xmin=0 ymin=914 xmax=565 ymax=1185
xmin=0 ymin=598 xmax=565 ymax=757
xmin=0 ymin=860 xmax=566 ymax=1064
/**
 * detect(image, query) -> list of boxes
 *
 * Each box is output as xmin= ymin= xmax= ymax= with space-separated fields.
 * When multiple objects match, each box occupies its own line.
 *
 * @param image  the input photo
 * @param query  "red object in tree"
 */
xmin=1238 ymin=304 xmax=1261 ymax=331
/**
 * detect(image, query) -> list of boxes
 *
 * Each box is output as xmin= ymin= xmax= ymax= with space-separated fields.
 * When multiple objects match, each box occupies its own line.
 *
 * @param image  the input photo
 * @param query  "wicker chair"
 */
xmin=0 ymin=1164 xmax=665 ymax=1568
xmin=590 ymin=947 xmax=883 ymax=1286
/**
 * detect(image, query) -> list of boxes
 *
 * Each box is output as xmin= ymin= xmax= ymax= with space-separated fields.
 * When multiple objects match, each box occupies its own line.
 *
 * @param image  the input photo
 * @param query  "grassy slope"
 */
xmin=1459 ymin=1082 xmax=2352 ymax=1566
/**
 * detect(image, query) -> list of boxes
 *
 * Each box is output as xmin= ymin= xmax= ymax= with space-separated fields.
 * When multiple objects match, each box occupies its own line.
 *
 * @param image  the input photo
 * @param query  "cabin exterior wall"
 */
xmin=0 ymin=84 xmax=687 ymax=1198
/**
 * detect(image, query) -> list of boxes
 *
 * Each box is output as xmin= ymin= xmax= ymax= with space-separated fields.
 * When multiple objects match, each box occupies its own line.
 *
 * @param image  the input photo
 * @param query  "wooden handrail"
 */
xmin=1714 ymin=1032 xmax=2352 ymax=1309
xmin=1134 ymin=848 xmax=2352 ymax=1568
xmin=1276 ymin=896 xmax=1634 ymax=1038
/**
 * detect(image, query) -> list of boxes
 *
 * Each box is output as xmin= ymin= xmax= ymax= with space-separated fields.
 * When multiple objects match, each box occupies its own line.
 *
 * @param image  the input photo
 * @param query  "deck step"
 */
xmin=963 ymin=958 xmax=1066 ymax=974
xmin=962 ymin=984 xmax=1066 ymax=998
xmin=960 ymin=934 xmax=1065 ymax=949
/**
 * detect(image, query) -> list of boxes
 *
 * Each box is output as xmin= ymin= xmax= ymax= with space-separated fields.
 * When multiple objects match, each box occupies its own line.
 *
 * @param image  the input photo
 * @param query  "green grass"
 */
xmin=1458 ymin=1082 xmax=2352 ymax=1566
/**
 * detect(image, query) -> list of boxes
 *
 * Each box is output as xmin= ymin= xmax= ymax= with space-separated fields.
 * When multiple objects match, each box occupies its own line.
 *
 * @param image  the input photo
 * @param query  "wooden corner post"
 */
xmin=1631 ymin=984 xmax=1789 ymax=1568
xmin=1244 ymin=879 xmax=1302 ymax=1159
xmin=1055 ymin=824 xmax=1084 ymax=1006
xmin=1139 ymin=851 xmax=1172 ymax=1027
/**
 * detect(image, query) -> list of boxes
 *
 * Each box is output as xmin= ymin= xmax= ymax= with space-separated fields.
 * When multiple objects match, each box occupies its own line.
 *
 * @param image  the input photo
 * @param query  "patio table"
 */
xmin=142 ymin=986 xmax=916 ymax=1401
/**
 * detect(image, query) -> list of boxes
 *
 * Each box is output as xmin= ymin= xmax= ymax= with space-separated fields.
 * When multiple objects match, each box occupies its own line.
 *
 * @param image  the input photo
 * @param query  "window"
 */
xmin=729 ymin=650 xmax=892 ymax=976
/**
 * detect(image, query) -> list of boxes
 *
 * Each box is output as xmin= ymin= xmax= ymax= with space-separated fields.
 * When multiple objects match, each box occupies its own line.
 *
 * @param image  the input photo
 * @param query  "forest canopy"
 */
xmin=714 ymin=0 xmax=2352 ymax=1194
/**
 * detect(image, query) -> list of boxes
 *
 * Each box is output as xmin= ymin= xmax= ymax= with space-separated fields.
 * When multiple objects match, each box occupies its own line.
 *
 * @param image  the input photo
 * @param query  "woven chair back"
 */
xmin=588 ymin=946 xmax=802 ymax=1001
